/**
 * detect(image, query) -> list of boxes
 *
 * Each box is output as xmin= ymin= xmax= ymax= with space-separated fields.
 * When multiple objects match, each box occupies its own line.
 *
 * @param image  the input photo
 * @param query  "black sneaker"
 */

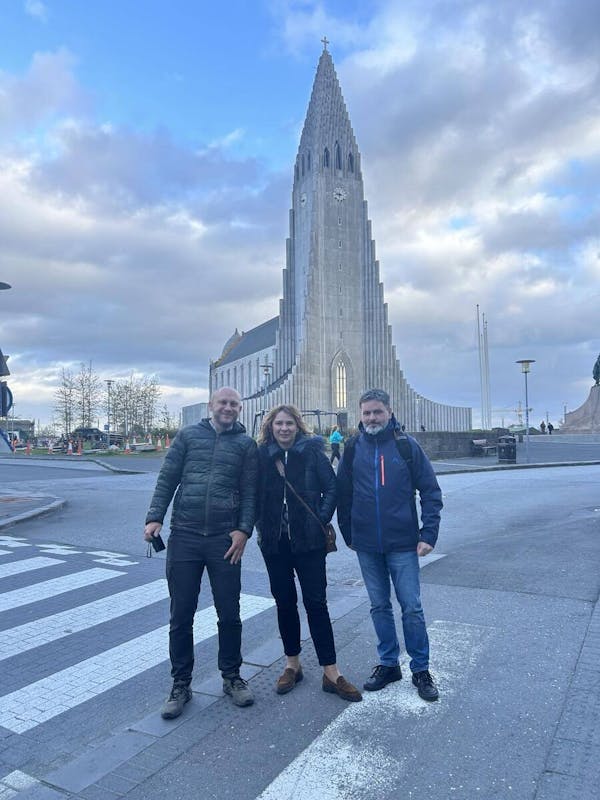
xmin=412 ymin=670 xmax=439 ymax=701
xmin=363 ymin=664 xmax=402 ymax=691
xmin=160 ymin=681 xmax=192 ymax=719
xmin=223 ymin=675 xmax=254 ymax=707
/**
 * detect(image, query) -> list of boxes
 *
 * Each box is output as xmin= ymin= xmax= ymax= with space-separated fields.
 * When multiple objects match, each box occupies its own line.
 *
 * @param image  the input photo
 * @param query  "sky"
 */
xmin=1 ymin=0 xmax=599 ymax=430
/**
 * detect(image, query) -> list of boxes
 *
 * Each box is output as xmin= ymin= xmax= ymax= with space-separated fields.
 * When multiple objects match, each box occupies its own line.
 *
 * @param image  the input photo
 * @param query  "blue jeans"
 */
xmin=357 ymin=549 xmax=429 ymax=673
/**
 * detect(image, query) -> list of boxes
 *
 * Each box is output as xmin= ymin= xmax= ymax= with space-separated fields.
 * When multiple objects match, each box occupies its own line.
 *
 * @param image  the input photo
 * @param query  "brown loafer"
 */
xmin=276 ymin=666 xmax=303 ymax=695
xmin=322 ymin=674 xmax=363 ymax=702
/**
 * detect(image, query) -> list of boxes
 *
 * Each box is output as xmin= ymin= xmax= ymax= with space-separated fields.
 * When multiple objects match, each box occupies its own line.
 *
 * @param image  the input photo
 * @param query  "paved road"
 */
xmin=0 ymin=459 xmax=598 ymax=799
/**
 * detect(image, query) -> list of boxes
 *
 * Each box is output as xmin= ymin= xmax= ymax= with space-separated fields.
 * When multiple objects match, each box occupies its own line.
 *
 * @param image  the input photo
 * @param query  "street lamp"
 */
xmin=261 ymin=360 xmax=272 ymax=413
xmin=105 ymin=379 xmax=113 ymax=448
xmin=516 ymin=360 xmax=535 ymax=463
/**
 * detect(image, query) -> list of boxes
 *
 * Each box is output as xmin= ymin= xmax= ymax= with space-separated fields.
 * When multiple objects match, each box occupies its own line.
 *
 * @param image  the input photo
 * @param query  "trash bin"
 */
xmin=497 ymin=435 xmax=517 ymax=464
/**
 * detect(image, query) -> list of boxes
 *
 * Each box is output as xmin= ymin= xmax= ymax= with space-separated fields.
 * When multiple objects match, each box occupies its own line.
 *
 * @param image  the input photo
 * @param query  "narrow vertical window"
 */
xmin=301 ymin=154 xmax=305 ymax=176
xmin=335 ymin=142 xmax=342 ymax=170
xmin=348 ymin=152 xmax=354 ymax=173
xmin=307 ymin=151 xmax=311 ymax=171
xmin=336 ymin=361 xmax=347 ymax=408
xmin=323 ymin=147 xmax=330 ymax=168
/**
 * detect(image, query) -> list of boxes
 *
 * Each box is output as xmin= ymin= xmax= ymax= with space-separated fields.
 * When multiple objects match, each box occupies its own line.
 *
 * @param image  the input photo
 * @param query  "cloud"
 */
xmin=24 ymin=0 xmax=47 ymax=22
xmin=2 ymin=2 xmax=600 ymax=428
xmin=0 ymin=50 xmax=85 ymax=137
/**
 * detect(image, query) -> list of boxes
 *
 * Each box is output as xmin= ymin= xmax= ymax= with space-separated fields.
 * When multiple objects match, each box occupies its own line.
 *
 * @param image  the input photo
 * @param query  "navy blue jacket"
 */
xmin=336 ymin=419 xmax=442 ymax=553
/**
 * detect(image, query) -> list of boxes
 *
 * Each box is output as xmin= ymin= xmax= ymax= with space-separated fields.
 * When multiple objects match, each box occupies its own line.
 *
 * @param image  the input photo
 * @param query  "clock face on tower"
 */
xmin=300 ymin=193 xmax=307 ymax=206
xmin=333 ymin=187 xmax=347 ymax=202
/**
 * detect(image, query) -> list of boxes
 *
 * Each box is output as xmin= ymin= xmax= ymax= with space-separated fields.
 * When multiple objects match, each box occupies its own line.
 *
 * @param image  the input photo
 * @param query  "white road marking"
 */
xmin=0 ymin=556 xmax=64 ymax=580
xmin=254 ymin=620 xmax=491 ymax=800
xmin=37 ymin=544 xmax=83 ymax=555
xmin=0 ymin=593 xmax=274 ymax=733
xmin=0 ymin=568 xmax=124 ymax=612
xmin=86 ymin=549 xmax=138 ymax=566
xmin=0 ymin=536 xmax=29 ymax=548
xmin=0 ymin=579 xmax=169 ymax=661
xmin=0 ymin=549 xmax=10 ymax=556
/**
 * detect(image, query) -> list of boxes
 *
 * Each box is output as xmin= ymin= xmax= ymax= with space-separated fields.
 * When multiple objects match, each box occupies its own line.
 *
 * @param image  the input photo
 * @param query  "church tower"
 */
xmin=210 ymin=44 xmax=471 ymax=433
xmin=275 ymin=42 xmax=365 ymax=416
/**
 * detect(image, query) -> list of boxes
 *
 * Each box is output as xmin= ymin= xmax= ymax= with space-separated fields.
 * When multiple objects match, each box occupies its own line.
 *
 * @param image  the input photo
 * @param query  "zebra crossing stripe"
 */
xmin=0 ymin=556 xmax=64 ymax=580
xmin=0 ymin=568 xmax=124 ymax=613
xmin=0 ymin=579 xmax=169 ymax=662
xmin=0 ymin=592 xmax=274 ymax=733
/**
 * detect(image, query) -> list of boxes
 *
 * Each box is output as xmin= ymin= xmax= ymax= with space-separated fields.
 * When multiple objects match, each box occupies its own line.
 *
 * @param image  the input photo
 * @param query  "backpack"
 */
xmin=342 ymin=432 xmax=416 ymax=492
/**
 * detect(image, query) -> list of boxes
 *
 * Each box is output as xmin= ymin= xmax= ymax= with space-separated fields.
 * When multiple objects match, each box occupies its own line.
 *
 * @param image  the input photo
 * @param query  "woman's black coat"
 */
xmin=256 ymin=435 xmax=336 ymax=555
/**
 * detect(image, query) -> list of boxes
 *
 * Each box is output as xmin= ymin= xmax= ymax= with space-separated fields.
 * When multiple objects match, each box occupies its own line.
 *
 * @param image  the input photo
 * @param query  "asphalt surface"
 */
xmin=0 ymin=439 xmax=598 ymax=800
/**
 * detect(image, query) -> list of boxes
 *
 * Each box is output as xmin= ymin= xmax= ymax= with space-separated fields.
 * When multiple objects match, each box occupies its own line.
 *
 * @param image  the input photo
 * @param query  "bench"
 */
xmin=471 ymin=438 xmax=497 ymax=457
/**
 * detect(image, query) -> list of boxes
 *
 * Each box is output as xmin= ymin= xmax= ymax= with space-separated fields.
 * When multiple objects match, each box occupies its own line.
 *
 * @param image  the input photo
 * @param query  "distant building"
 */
xmin=210 ymin=46 xmax=471 ymax=434
xmin=181 ymin=402 xmax=209 ymax=426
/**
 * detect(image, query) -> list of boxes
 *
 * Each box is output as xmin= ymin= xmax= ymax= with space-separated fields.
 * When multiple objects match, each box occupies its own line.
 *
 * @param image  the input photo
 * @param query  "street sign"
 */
xmin=0 ymin=348 xmax=9 ymax=377
xmin=1 ymin=381 xmax=13 ymax=416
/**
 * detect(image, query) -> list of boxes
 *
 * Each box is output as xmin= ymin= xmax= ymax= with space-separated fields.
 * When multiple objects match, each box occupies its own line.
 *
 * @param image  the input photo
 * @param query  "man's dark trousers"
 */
xmin=166 ymin=528 xmax=242 ymax=682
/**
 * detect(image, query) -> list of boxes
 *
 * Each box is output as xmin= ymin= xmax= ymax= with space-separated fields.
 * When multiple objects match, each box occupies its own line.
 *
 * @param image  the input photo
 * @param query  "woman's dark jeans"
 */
xmin=263 ymin=547 xmax=336 ymax=666
xmin=166 ymin=529 xmax=242 ymax=682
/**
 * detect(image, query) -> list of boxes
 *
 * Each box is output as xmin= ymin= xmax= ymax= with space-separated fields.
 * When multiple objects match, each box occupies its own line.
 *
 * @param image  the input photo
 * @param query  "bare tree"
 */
xmin=74 ymin=361 xmax=101 ymax=428
xmin=154 ymin=403 xmax=179 ymax=437
xmin=53 ymin=368 xmax=75 ymax=436
xmin=108 ymin=373 xmax=161 ymax=435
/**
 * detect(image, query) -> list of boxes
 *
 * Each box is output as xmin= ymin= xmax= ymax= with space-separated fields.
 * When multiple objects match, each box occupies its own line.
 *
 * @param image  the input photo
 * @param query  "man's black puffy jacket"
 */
xmin=145 ymin=419 xmax=258 ymax=536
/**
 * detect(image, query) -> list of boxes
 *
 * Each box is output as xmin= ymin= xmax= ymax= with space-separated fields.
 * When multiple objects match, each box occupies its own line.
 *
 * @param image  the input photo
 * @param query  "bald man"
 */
xmin=144 ymin=387 xmax=258 ymax=716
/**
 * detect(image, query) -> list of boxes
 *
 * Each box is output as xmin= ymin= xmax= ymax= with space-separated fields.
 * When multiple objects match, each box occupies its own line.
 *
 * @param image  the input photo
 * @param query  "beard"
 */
xmin=364 ymin=423 xmax=385 ymax=435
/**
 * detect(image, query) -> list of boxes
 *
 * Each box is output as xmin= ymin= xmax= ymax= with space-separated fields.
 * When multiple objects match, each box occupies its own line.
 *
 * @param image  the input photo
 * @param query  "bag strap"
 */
xmin=275 ymin=459 xmax=327 ymax=534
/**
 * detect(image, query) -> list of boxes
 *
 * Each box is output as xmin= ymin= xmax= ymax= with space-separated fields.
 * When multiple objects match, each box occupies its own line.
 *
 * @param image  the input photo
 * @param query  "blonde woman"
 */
xmin=256 ymin=405 xmax=361 ymax=702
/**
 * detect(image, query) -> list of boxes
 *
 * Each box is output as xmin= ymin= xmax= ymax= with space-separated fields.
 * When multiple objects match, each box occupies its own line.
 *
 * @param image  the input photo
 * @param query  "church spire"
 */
xmin=296 ymin=45 xmax=359 ymax=175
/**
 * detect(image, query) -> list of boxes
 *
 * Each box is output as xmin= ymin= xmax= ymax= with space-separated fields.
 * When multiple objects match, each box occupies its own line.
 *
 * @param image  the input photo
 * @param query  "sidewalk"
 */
xmin=0 ymin=493 xmax=65 ymax=529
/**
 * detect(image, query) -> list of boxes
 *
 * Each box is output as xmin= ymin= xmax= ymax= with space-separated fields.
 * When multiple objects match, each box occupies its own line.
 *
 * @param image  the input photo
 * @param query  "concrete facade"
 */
xmin=561 ymin=385 xmax=600 ymax=433
xmin=210 ymin=47 xmax=472 ymax=434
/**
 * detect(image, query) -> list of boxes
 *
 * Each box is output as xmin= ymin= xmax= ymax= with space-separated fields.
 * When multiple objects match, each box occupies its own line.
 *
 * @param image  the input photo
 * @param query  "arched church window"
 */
xmin=348 ymin=152 xmax=354 ymax=173
xmin=323 ymin=147 xmax=330 ymax=168
xmin=336 ymin=361 xmax=347 ymax=408
xmin=335 ymin=142 xmax=342 ymax=170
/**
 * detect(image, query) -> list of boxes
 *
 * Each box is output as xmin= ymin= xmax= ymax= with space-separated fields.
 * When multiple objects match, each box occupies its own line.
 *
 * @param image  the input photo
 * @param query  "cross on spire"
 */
xmin=321 ymin=36 xmax=329 ymax=51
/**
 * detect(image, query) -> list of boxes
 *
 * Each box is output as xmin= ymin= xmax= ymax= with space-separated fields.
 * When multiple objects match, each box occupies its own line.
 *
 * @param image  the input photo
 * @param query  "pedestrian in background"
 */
xmin=144 ymin=387 xmax=258 ymax=718
xmin=255 ymin=404 xmax=362 ymax=702
xmin=337 ymin=388 xmax=442 ymax=701
xmin=329 ymin=425 xmax=344 ymax=465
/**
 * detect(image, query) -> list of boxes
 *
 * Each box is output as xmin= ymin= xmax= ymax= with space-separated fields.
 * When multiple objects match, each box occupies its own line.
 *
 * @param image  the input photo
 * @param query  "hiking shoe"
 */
xmin=276 ymin=666 xmax=304 ymax=695
xmin=363 ymin=664 xmax=402 ymax=691
xmin=160 ymin=681 xmax=192 ymax=719
xmin=322 ymin=674 xmax=363 ymax=702
xmin=412 ymin=670 xmax=439 ymax=701
xmin=223 ymin=675 xmax=254 ymax=707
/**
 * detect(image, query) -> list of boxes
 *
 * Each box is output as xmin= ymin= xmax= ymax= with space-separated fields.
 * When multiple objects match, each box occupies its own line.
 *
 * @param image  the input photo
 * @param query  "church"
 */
xmin=209 ymin=45 xmax=471 ymax=435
